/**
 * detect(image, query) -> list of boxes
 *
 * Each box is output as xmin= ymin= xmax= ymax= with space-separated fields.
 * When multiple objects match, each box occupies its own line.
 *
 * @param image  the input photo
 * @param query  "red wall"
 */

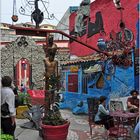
xmin=69 ymin=0 xmax=138 ymax=56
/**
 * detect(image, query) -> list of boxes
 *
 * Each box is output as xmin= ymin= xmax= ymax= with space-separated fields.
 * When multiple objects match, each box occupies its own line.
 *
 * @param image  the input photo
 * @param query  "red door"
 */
xmin=68 ymin=74 xmax=78 ymax=92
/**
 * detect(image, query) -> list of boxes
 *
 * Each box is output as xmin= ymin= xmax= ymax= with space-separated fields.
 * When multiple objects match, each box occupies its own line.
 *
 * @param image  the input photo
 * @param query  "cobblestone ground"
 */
xmin=15 ymin=109 xmax=134 ymax=140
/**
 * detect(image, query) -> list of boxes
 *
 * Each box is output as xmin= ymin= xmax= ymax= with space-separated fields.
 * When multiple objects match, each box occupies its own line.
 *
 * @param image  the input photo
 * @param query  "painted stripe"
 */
xmin=24 ymin=64 xmax=26 ymax=87
xmin=19 ymin=60 xmax=21 ymax=88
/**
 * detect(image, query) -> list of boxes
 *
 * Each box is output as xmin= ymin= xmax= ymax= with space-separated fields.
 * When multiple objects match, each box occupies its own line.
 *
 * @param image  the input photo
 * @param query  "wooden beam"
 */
xmin=10 ymin=25 xmax=109 ymax=56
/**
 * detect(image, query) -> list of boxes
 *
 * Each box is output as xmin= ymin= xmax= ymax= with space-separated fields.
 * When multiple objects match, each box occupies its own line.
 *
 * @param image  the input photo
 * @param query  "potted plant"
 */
xmin=41 ymin=35 xmax=70 ymax=140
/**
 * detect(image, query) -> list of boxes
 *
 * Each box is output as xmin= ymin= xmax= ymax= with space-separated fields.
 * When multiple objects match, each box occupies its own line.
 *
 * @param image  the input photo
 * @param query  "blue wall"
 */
xmin=60 ymin=57 xmax=135 ymax=114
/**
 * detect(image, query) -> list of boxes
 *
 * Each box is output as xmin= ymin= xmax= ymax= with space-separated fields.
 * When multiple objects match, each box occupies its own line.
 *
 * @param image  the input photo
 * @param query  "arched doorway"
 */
xmin=16 ymin=58 xmax=30 ymax=90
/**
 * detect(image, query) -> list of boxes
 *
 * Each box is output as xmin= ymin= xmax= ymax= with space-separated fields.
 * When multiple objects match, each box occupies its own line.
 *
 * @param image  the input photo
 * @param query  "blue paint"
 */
xmin=136 ymin=20 xmax=139 ymax=48
xmin=60 ymin=54 xmax=135 ymax=114
xmin=111 ymin=66 xmax=134 ymax=97
xmin=134 ymin=3 xmax=139 ymax=90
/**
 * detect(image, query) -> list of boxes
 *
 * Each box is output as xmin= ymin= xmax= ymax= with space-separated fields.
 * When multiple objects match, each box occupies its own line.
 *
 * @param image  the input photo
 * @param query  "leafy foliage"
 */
xmin=43 ymin=75 xmax=67 ymax=126
xmin=18 ymin=92 xmax=30 ymax=105
xmin=0 ymin=134 xmax=13 ymax=140
xmin=43 ymin=108 xmax=67 ymax=125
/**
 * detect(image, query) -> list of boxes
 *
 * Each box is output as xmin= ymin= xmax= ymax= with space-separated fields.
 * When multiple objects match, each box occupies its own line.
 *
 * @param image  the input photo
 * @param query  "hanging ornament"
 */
xmin=12 ymin=15 xmax=18 ymax=22
xmin=11 ymin=0 xmax=18 ymax=22
xmin=97 ymin=30 xmax=107 ymax=51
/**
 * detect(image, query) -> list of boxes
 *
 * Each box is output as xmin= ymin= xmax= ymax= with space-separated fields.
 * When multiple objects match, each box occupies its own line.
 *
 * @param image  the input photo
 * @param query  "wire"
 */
xmin=40 ymin=0 xmax=75 ymax=28
xmin=40 ymin=0 xmax=51 ymax=19
xmin=53 ymin=15 xmax=75 ymax=28
xmin=53 ymin=16 xmax=69 ymax=27
xmin=19 ymin=0 xmax=75 ymax=29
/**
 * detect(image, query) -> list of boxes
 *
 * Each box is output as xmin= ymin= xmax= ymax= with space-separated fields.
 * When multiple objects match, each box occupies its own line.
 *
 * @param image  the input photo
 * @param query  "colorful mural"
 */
xmin=60 ymin=0 xmax=138 ymax=114
xmin=69 ymin=0 xmax=138 ymax=56
xmin=60 ymin=58 xmax=135 ymax=114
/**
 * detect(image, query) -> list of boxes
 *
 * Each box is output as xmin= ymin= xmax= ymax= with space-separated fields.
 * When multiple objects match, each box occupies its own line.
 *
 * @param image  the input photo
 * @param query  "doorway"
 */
xmin=16 ymin=58 xmax=30 ymax=90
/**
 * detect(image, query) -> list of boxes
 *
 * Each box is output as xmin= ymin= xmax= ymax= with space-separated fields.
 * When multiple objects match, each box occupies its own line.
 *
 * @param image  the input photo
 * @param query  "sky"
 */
xmin=0 ymin=0 xmax=85 ymax=26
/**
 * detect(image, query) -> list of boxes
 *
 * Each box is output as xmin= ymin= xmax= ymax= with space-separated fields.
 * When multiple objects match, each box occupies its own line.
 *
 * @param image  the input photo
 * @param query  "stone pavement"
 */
xmin=15 ymin=109 xmax=133 ymax=140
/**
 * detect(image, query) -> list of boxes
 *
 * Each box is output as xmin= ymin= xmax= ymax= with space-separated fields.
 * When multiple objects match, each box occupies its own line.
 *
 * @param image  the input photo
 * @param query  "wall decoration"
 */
xmin=70 ymin=66 xmax=79 ymax=73
xmin=88 ymin=11 xmax=104 ymax=38
xmin=74 ymin=0 xmax=90 ymax=37
xmin=1 ymin=36 xmax=45 ymax=89
xmin=96 ymin=73 xmax=104 ymax=89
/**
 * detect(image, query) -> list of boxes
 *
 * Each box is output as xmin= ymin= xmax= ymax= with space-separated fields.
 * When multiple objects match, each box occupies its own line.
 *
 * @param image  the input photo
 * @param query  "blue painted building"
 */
xmin=60 ymin=53 xmax=135 ymax=114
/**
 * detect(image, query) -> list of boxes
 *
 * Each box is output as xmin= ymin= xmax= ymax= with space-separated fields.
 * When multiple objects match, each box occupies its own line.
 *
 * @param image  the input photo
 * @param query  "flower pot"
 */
xmin=41 ymin=121 xmax=70 ymax=140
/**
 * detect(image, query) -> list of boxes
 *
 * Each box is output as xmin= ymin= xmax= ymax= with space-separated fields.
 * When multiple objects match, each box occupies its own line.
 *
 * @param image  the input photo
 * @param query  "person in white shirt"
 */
xmin=94 ymin=96 xmax=114 ymax=130
xmin=1 ymin=76 xmax=16 ymax=136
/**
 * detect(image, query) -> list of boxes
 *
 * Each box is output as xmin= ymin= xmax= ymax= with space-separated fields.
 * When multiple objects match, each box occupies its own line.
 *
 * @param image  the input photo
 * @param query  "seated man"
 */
xmin=127 ymin=90 xmax=139 ymax=113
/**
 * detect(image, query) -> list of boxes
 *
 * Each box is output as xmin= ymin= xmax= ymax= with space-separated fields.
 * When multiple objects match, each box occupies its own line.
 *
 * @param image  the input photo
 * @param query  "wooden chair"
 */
xmin=87 ymin=97 xmax=104 ymax=137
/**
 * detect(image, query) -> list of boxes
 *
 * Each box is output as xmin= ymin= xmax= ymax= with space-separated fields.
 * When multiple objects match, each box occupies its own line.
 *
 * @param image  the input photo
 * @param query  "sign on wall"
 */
xmin=70 ymin=66 xmax=79 ymax=73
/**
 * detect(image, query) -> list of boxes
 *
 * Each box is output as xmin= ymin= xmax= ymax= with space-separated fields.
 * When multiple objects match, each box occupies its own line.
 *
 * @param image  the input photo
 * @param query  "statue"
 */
xmin=44 ymin=35 xmax=57 ymax=57
xmin=43 ymin=35 xmax=58 ymax=90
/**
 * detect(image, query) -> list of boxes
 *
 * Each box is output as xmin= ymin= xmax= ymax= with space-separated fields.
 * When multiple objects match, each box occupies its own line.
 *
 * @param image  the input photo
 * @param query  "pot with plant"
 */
xmin=41 ymin=35 xmax=70 ymax=140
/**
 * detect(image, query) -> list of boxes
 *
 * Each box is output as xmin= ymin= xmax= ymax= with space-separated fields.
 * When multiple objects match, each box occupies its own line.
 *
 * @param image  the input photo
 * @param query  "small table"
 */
xmin=109 ymin=111 xmax=138 ymax=138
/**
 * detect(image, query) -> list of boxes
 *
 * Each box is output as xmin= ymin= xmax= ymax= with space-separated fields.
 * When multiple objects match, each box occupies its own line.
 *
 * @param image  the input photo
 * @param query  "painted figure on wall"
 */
xmin=75 ymin=0 xmax=90 ymax=36
xmin=88 ymin=11 xmax=104 ymax=37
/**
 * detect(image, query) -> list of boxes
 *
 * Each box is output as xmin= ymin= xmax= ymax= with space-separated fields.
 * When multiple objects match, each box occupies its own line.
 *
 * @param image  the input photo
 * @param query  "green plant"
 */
xmin=42 ymin=75 xmax=67 ymax=126
xmin=18 ymin=92 xmax=30 ymax=105
xmin=0 ymin=134 xmax=13 ymax=140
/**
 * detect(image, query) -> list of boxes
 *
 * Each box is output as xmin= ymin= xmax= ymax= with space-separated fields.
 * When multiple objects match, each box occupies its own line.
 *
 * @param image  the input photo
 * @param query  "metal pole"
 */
xmin=30 ymin=46 xmax=33 ymax=89
xmin=13 ymin=44 xmax=16 ymax=85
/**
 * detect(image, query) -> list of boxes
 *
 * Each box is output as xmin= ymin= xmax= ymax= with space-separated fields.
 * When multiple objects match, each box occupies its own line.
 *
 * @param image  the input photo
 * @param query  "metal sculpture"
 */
xmin=31 ymin=0 xmax=44 ymax=28
xmin=18 ymin=0 xmax=54 ymax=28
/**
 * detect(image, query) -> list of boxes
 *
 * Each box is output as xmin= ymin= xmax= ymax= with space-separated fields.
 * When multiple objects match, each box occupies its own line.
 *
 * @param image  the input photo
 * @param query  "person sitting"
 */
xmin=94 ymin=96 xmax=114 ymax=130
xmin=127 ymin=90 xmax=139 ymax=113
